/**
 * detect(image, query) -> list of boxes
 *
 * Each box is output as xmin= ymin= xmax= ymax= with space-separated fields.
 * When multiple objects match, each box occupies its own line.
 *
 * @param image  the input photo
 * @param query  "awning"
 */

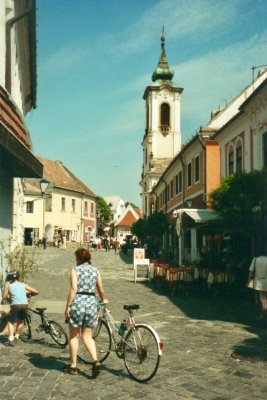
xmin=175 ymin=208 xmax=218 ymax=236
xmin=183 ymin=209 xmax=218 ymax=223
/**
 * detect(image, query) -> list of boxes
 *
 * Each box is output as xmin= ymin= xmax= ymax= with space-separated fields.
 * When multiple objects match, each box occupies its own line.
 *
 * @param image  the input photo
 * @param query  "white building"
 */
xmin=140 ymin=31 xmax=183 ymax=217
xmin=0 ymin=0 xmax=42 ymax=261
xmin=103 ymin=196 xmax=125 ymax=221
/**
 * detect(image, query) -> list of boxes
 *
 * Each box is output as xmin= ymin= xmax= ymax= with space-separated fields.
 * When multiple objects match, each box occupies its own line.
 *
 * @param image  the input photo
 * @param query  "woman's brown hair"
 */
xmin=74 ymin=248 xmax=91 ymax=265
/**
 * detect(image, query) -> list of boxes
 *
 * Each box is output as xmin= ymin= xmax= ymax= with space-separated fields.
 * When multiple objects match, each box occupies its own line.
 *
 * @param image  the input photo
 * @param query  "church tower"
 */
xmin=140 ymin=30 xmax=183 ymax=216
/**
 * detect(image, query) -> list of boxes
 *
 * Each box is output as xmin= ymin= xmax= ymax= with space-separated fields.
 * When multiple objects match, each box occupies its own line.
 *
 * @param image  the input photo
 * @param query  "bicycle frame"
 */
xmin=27 ymin=308 xmax=47 ymax=328
xmin=97 ymin=304 xmax=163 ymax=356
xmin=97 ymin=305 xmax=127 ymax=350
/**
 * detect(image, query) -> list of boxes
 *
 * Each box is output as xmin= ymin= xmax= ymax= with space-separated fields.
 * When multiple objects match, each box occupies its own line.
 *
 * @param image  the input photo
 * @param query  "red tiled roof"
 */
xmin=0 ymin=86 xmax=32 ymax=149
xmin=133 ymin=207 xmax=142 ymax=218
xmin=38 ymin=157 xmax=96 ymax=197
xmin=116 ymin=210 xmax=138 ymax=227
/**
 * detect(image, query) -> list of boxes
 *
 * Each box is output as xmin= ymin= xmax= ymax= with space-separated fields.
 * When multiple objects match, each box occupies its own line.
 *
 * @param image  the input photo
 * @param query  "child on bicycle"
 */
xmin=2 ymin=271 xmax=39 ymax=346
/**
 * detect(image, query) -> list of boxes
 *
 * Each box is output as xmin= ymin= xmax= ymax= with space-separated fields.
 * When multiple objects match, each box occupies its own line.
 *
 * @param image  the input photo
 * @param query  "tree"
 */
xmin=96 ymin=197 xmax=112 ymax=235
xmin=209 ymin=169 xmax=266 ymax=256
xmin=131 ymin=212 xmax=169 ymax=257
xmin=131 ymin=218 xmax=149 ymax=244
xmin=125 ymin=201 xmax=139 ymax=209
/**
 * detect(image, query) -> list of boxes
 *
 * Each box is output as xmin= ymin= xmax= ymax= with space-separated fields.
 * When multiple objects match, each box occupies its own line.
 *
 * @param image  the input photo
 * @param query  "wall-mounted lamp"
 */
xmin=185 ymin=198 xmax=193 ymax=208
xmin=39 ymin=179 xmax=49 ymax=197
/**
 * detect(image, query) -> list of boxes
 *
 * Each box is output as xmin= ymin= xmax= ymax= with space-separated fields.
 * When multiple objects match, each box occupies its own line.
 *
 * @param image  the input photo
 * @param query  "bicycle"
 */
xmin=21 ymin=307 xmax=68 ymax=348
xmin=78 ymin=302 xmax=163 ymax=382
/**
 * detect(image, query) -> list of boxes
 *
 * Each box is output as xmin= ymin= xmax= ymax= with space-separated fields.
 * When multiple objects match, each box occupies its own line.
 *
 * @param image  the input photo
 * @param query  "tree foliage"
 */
xmin=209 ymin=169 xmax=267 ymax=254
xmin=96 ymin=197 xmax=113 ymax=227
xmin=125 ymin=201 xmax=139 ymax=209
xmin=131 ymin=212 xmax=169 ymax=256
xmin=0 ymin=238 xmax=40 ymax=283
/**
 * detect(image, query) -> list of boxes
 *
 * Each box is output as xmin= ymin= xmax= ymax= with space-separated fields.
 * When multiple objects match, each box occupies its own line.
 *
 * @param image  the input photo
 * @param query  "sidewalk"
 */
xmin=0 ymin=246 xmax=267 ymax=399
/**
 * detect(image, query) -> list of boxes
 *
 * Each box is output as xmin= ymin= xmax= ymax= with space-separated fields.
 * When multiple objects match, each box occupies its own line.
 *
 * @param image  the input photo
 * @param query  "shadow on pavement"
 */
xmin=21 ymin=337 xmax=65 ymax=349
xmin=143 ymin=280 xmax=267 ymax=364
xmin=26 ymin=352 xmax=132 ymax=380
xmin=26 ymin=353 xmax=91 ymax=379
xmin=231 ymin=326 xmax=267 ymax=363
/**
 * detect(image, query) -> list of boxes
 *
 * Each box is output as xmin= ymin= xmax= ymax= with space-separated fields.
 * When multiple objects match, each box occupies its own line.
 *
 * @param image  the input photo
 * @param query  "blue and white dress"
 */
xmin=70 ymin=263 xmax=99 ymax=328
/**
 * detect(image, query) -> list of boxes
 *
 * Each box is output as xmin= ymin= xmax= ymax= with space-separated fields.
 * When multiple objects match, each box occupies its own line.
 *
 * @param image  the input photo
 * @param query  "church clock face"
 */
xmin=161 ymin=90 xmax=169 ymax=98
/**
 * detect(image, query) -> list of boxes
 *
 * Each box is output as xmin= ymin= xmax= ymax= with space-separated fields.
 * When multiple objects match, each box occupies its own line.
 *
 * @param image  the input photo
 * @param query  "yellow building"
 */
xmin=23 ymin=157 xmax=96 ymax=246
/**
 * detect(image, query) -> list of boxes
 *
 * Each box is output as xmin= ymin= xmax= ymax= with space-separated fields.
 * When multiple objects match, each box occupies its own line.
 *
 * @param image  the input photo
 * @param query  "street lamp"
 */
xmin=39 ymin=179 xmax=49 ymax=240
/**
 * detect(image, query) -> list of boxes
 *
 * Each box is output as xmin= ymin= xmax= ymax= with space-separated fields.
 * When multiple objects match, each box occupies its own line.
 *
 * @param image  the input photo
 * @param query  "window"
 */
xmin=160 ymin=103 xmax=170 ymax=134
xmin=178 ymin=171 xmax=183 ymax=193
xmin=195 ymin=156 xmax=200 ymax=182
xmin=187 ymin=163 xmax=192 ymax=187
xmin=228 ymin=150 xmax=234 ymax=174
xmin=91 ymin=202 xmax=94 ymax=213
xmin=61 ymin=197 xmax=66 ymax=211
xmin=84 ymin=201 xmax=88 ymax=213
xmin=167 ymin=184 xmax=170 ymax=202
xmin=236 ymin=146 xmax=242 ymax=172
xmin=170 ymin=180 xmax=173 ymax=199
xmin=175 ymin=174 xmax=178 ymax=195
xmin=71 ymin=199 xmax=76 ymax=212
xmin=146 ymin=106 xmax=149 ymax=130
xmin=26 ymin=201 xmax=34 ymax=213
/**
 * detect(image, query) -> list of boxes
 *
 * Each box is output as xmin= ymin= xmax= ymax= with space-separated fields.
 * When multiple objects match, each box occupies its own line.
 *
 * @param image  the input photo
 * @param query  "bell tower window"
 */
xmin=160 ymin=103 xmax=170 ymax=135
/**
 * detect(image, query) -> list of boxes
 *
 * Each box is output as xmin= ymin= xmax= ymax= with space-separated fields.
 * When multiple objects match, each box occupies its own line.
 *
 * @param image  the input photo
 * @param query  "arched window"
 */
xmin=227 ymin=145 xmax=234 ymax=175
xmin=160 ymin=103 xmax=170 ymax=134
xmin=236 ymin=141 xmax=243 ymax=173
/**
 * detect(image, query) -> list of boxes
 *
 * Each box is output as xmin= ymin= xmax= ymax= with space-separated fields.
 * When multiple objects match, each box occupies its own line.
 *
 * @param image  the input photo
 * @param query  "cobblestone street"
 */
xmin=1 ymin=246 xmax=267 ymax=399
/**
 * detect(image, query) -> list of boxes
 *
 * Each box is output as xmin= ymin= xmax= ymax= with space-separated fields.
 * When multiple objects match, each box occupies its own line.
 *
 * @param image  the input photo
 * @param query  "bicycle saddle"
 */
xmin=123 ymin=304 xmax=139 ymax=311
xmin=36 ymin=307 xmax=47 ymax=312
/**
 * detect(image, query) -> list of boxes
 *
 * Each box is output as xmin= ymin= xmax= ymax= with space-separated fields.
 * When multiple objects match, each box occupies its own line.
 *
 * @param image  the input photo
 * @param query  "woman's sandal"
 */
xmin=63 ymin=365 xmax=78 ymax=375
xmin=92 ymin=360 xmax=101 ymax=378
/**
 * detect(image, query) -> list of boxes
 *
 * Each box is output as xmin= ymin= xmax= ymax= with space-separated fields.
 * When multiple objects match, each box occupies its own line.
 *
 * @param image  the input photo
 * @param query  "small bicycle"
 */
xmin=78 ymin=302 xmax=163 ymax=382
xmin=21 ymin=307 xmax=68 ymax=348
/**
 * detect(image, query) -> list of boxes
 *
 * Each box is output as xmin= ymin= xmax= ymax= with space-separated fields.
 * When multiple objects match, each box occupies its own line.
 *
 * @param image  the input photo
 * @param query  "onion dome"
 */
xmin=152 ymin=28 xmax=174 ymax=82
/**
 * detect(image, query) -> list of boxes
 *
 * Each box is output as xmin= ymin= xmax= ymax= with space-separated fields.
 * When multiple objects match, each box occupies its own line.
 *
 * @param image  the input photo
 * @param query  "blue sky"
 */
xmin=26 ymin=0 xmax=267 ymax=206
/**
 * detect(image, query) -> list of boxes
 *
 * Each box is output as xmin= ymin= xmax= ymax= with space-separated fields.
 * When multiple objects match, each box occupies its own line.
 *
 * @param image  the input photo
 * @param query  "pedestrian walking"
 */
xmin=248 ymin=254 xmax=267 ymax=326
xmin=64 ymin=248 xmax=108 ymax=377
xmin=42 ymin=234 xmax=47 ymax=249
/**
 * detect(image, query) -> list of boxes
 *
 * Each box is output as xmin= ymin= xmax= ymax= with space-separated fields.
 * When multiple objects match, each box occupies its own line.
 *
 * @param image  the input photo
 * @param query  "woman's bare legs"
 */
xmin=69 ymin=325 xmax=80 ymax=367
xmin=81 ymin=327 xmax=98 ymax=362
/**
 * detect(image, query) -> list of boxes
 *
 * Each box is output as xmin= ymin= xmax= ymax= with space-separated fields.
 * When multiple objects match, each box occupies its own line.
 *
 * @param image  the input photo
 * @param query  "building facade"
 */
xmin=23 ymin=158 xmax=96 ymax=246
xmin=0 ymin=0 xmax=42 ymax=260
xmin=140 ymin=33 xmax=267 ymax=266
xmin=113 ymin=204 xmax=142 ymax=243
xmin=140 ymin=31 xmax=183 ymax=217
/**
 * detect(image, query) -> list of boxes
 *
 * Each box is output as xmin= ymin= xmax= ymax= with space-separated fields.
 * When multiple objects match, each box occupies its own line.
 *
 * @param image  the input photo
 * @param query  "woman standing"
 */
xmin=64 ymin=248 xmax=108 ymax=377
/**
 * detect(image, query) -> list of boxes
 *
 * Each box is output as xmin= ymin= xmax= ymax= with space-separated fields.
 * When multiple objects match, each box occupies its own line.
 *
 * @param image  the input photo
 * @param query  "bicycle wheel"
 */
xmin=123 ymin=324 xmax=161 ymax=382
xmin=48 ymin=320 xmax=68 ymax=347
xmin=78 ymin=319 xmax=112 ymax=364
xmin=20 ymin=314 xmax=32 ymax=341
